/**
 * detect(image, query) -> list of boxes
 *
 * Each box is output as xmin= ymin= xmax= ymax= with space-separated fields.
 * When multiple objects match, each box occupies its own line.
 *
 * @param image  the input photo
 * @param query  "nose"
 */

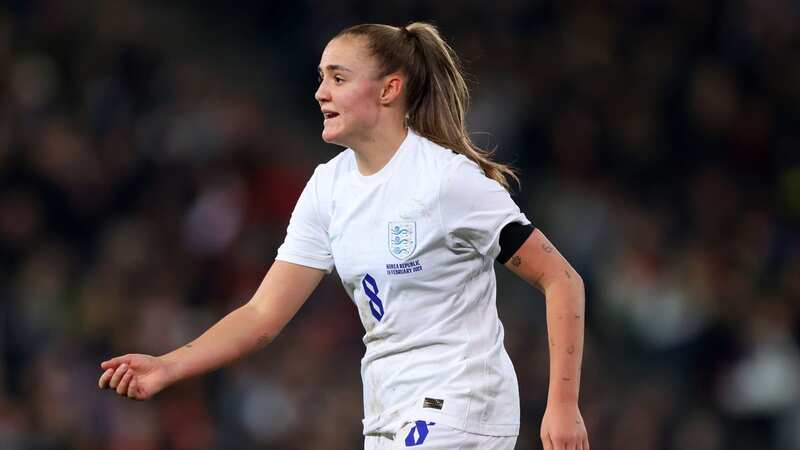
xmin=315 ymin=80 xmax=330 ymax=104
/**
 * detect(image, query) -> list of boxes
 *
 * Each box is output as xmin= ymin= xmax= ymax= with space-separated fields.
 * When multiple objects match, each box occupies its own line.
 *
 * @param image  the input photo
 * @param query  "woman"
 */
xmin=99 ymin=22 xmax=589 ymax=450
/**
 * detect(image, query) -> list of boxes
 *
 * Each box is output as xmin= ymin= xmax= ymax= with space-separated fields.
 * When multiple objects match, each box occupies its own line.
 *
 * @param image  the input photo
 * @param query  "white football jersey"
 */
xmin=276 ymin=129 xmax=530 ymax=437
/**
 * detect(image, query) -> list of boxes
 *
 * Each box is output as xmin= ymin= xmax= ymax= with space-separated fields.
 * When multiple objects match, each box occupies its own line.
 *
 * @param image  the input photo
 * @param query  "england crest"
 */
xmin=388 ymin=221 xmax=416 ymax=260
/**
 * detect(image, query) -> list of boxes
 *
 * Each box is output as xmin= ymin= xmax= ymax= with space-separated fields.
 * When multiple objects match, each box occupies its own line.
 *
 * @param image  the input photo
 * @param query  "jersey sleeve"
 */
xmin=275 ymin=166 xmax=335 ymax=273
xmin=438 ymin=158 xmax=531 ymax=259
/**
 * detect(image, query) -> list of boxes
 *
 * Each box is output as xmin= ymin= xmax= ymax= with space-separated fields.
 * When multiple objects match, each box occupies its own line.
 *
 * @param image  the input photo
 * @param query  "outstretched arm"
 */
xmin=504 ymin=228 xmax=589 ymax=450
xmin=98 ymin=260 xmax=326 ymax=400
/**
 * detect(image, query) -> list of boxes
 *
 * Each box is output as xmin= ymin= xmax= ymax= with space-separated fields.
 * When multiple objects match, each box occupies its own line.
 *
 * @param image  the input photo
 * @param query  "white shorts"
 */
xmin=364 ymin=420 xmax=517 ymax=450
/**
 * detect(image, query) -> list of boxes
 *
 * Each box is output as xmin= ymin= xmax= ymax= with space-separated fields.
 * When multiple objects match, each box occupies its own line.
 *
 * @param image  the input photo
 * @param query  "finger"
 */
xmin=117 ymin=369 xmax=134 ymax=395
xmin=98 ymin=368 xmax=114 ymax=389
xmin=108 ymin=364 xmax=128 ymax=389
xmin=583 ymin=437 xmax=590 ymax=450
xmin=541 ymin=433 xmax=554 ymax=450
xmin=127 ymin=377 xmax=138 ymax=399
xmin=101 ymin=355 xmax=131 ymax=370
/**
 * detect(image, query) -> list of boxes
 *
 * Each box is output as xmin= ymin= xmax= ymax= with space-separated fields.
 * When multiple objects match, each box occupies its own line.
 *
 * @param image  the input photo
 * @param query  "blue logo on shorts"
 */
xmin=405 ymin=421 xmax=435 ymax=446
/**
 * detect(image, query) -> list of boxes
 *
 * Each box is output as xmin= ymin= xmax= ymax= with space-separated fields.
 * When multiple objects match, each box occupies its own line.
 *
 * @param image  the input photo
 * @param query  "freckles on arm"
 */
xmin=503 ymin=228 xmax=586 ymax=403
xmin=504 ymin=230 xmax=581 ymax=293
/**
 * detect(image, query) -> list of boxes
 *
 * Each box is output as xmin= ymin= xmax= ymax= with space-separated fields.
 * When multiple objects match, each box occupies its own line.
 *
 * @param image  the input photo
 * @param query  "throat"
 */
xmin=353 ymin=127 xmax=409 ymax=176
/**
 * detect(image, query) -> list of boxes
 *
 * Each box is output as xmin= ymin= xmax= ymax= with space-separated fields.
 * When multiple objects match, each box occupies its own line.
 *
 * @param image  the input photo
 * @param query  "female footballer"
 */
xmin=99 ymin=22 xmax=589 ymax=450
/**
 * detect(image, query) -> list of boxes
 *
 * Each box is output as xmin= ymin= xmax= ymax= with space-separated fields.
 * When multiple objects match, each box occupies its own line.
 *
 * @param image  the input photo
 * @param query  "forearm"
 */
xmin=543 ymin=276 xmax=585 ymax=404
xmin=159 ymin=303 xmax=273 ymax=383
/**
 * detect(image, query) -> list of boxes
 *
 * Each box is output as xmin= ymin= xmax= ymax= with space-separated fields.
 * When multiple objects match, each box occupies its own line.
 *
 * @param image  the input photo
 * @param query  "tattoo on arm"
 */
xmin=511 ymin=255 xmax=521 ymax=267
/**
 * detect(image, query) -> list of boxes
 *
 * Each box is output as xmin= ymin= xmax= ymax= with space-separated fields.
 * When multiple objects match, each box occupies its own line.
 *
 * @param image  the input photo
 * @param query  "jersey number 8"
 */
xmin=362 ymin=274 xmax=384 ymax=321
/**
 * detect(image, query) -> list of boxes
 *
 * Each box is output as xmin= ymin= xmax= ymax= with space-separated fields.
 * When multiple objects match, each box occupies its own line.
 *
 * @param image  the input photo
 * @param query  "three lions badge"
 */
xmin=388 ymin=221 xmax=416 ymax=260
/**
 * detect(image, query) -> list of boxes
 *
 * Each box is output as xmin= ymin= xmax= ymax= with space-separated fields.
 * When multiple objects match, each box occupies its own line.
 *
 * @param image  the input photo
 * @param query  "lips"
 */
xmin=322 ymin=111 xmax=339 ymax=120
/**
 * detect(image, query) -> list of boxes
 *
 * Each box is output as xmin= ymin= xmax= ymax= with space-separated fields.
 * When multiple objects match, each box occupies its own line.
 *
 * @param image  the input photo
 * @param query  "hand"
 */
xmin=98 ymin=354 xmax=172 ymax=400
xmin=540 ymin=402 xmax=589 ymax=450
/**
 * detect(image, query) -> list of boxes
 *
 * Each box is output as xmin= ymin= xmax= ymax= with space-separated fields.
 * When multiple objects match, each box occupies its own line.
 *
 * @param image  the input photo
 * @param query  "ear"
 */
xmin=379 ymin=74 xmax=404 ymax=106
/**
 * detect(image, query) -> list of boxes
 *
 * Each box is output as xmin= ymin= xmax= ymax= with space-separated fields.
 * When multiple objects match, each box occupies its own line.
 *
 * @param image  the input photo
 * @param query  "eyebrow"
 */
xmin=317 ymin=64 xmax=353 ymax=74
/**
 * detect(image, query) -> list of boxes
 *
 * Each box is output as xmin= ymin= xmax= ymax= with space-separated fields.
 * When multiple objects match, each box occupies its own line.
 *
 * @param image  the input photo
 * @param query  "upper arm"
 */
xmin=246 ymin=260 xmax=326 ymax=336
xmin=275 ymin=166 xmax=335 ymax=273
xmin=503 ymin=228 xmax=582 ymax=293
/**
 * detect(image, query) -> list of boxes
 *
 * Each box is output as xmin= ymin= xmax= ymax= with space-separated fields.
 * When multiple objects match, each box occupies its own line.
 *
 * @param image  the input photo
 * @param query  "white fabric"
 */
xmin=277 ymin=129 xmax=530 ymax=437
xmin=364 ymin=420 xmax=518 ymax=449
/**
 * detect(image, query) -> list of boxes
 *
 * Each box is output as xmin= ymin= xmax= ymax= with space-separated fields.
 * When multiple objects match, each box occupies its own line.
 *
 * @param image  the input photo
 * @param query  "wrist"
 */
xmin=158 ymin=352 xmax=184 ymax=385
xmin=546 ymin=394 xmax=579 ymax=407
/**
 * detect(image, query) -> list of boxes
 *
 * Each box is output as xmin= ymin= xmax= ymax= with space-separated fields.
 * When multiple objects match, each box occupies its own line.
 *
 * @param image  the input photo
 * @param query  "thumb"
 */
xmin=100 ymin=354 xmax=132 ymax=370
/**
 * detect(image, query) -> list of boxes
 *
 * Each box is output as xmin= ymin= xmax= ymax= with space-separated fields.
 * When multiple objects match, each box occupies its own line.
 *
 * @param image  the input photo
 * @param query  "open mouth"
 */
xmin=323 ymin=112 xmax=339 ymax=120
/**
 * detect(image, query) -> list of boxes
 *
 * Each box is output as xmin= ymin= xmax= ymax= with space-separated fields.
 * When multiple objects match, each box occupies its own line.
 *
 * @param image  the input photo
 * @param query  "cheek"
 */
xmin=339 ymin=85 xmax=379 ymax=122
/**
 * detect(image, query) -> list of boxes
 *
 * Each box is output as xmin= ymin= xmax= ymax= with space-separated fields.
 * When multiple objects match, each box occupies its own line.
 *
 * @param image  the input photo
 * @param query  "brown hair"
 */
xmin=335 ymin=22 xmax=519 ymax=190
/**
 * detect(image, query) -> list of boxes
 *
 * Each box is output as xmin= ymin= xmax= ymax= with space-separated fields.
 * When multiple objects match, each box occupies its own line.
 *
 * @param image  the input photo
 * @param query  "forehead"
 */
xmin=318 ymin=36 xmax=377 ymax=74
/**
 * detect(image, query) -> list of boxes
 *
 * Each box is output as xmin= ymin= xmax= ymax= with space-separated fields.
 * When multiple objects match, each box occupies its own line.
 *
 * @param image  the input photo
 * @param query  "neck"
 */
xmin=351 ymin=123 xmax=409 ymax=176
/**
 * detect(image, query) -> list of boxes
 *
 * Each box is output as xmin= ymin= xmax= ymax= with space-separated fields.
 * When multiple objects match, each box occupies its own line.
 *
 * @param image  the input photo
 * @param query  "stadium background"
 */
xmin=1 ymin=0 xmax=799 ymax=449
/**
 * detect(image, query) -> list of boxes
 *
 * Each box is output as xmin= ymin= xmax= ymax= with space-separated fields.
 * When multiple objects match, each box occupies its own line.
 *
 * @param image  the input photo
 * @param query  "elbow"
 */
xmin=541 ymin=268 xmax=585 ymax=297
xmin=573 ymin=270 xmax=585 ymax=291
xmin=559 ymin=266 xmax=584 ymax=292
xmin=572 ymin=271 xmax=586 ymax=304
xmin=242 ymin=303 xmax=283 ymax=344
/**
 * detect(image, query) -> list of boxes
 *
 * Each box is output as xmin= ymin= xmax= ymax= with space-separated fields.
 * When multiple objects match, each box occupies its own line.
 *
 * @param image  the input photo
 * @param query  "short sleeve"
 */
xmin=275 ymin=166 xmax=335 ymax=273
xmin=438 ymin=158 xmax=531 ymax=259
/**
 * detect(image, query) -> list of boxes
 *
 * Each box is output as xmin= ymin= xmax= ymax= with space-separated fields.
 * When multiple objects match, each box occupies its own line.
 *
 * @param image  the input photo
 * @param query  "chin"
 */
xmin=321 ymin=127 xmax=348 ymax=147
xmin=321 ymin=130 xmax=337 ymax=144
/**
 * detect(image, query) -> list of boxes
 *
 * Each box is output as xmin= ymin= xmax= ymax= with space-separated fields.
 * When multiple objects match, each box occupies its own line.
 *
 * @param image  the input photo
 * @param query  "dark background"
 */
xmin=1 ymin=1 xmax=799 ymax=449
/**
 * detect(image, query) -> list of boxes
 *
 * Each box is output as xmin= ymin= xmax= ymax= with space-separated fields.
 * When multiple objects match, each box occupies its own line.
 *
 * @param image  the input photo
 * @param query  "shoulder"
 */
xmin=310 ymin=148 xmax=355 ymax=183
xmin=298 ymin=148 xmax=353 ymax=219
xmin=404 ymin=131 xmax=492 ymax=202
xmin=410 ymin=130 xmax=476 ymax=177
xmin=435 ymin=151 xmax=508 ymax=208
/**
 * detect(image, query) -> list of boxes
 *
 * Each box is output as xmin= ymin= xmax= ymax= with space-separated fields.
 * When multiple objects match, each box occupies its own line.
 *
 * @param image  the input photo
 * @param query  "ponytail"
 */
xmin=336 ymin=22 xmax=519 ymax=190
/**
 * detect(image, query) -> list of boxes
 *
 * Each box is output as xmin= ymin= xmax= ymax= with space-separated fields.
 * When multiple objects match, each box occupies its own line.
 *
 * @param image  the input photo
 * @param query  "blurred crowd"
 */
xmin=1 ymin=1 xmax=798 ymax=449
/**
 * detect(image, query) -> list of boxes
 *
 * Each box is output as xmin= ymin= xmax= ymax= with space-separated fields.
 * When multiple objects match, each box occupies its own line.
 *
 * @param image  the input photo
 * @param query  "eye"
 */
xmin=334 ymin=75 xmax=344 ymax=85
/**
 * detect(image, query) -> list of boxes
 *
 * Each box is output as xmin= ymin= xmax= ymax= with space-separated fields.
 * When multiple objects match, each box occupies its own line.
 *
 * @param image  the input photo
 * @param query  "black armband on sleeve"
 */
xmin=496 ymin=222 xmax=535 ymax=264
